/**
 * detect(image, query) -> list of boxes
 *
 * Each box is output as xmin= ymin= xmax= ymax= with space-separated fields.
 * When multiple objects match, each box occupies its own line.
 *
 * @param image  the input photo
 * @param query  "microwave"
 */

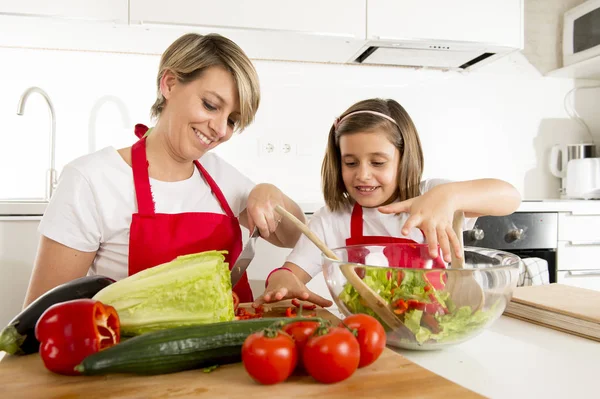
xmin=563 ymin=0 xmax=600 ymax=66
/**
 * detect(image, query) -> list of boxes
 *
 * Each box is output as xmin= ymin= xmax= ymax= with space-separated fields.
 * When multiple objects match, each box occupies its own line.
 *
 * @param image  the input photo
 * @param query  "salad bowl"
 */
xmin=322 ymin=243 xmax=521 ymax=350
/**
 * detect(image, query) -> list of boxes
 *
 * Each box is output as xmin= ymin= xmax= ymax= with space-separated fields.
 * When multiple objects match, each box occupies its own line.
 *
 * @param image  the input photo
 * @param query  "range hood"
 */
xmin=349 ymin=39 xmax=518 ymax=71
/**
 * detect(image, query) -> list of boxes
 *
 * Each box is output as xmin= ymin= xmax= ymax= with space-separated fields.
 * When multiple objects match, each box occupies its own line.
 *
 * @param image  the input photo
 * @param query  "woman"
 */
xmin=24 ymin=33 xmax=305 ymax=306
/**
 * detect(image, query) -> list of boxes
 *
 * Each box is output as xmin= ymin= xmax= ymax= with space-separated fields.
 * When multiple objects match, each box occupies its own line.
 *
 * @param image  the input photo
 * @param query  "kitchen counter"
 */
xmin=396 ymin=315 xmax=600 ymax=399
xmin=299 ymin=199 xmax=600 ymax=214
xmin=313 ymin=306 xmax=598 ymax=399
xmin=516 ymin=199 xmax=600 ymax=213
xmin=2 ymin=199 xmax=600 ymax=217
xmin=0 ymin=200 xmax=46 ymax=216
xmin=1 ymin=313 xmax=595 ymax=398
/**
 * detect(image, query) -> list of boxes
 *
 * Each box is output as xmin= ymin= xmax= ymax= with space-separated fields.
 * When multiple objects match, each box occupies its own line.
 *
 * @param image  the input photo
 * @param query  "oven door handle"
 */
xmin=565 ymin=270 xmax=600 ymax=277
xmin=568 ymin=240 xmax=600 ymax=246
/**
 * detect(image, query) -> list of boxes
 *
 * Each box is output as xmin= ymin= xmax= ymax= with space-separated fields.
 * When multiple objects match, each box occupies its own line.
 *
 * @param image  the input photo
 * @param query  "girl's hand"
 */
xmin=253 ymin=269 xmax=333 ymax=308
xmin=378 ymin=187 xmax=462 ymax=262
xmin=246 ymin=183 xmax=285 ymax=238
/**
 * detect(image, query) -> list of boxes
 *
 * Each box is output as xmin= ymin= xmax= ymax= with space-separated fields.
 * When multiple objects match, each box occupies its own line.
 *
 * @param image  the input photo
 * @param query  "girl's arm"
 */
xmin=252 ymin=261 xmax=333 ymax=308
xmin=379 ymin=178 xmax=521 ymax=261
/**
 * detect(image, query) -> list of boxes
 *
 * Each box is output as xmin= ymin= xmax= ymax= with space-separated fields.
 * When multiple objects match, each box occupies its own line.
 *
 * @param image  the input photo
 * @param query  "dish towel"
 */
xmin=517 ymin=257 xmax=550 ymax=286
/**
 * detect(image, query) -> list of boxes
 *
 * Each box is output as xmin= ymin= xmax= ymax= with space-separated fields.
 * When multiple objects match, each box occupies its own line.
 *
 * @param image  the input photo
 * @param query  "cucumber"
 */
xmin=75 ymin=317 xmax=288 ymax=375
xmin=0 ymin=275 xmax=114 ymax=355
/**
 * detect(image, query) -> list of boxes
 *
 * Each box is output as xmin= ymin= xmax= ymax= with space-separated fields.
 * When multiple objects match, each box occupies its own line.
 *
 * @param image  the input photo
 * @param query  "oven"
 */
xmin=463 ymin=212 xmax=558 ymax=283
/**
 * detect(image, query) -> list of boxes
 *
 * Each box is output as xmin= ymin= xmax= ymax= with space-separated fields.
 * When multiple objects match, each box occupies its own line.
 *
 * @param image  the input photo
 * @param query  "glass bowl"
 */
xmin=322 ymin=243 xmax=521 ymax=350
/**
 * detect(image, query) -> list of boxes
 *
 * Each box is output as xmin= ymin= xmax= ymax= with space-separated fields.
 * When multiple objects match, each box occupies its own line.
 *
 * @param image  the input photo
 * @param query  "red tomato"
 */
xmin=242 ymin=331 xmax=297 ymax=385
xmin=342 ymin=314 xmax=386 ymax=368
xmin=303 ymin=327 xmax=360 ymax=384
xmin=283 ymin=321 xmax=319 ymax=368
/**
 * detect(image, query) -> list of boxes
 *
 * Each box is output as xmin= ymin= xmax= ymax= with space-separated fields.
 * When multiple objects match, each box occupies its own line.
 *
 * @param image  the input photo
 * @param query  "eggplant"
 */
xmin=0 ymin=275 xmax=114 ymax=355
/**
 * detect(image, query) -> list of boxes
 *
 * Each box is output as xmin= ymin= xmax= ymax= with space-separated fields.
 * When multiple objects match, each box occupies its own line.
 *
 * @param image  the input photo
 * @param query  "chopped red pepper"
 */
xmin=235 ymin=307 xmax=263 ymax=320
xmin=285 ymin=307 xmax=297 ymax=318
xmin=393 ymin=299 xmax=409 ymax=314
xmin=35 ymin=299 xmax=120 ymax=375
xmin=424 ymin=271 xmax=446 ymax=290
xmin=291 ymin=298 xmax=317 ymax=311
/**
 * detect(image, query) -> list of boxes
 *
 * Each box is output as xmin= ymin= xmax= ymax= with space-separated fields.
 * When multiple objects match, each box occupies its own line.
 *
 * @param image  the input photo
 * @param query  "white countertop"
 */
xmin=394 ymin=316 xmax=599 ymax=399
xmin=1 ymin=199 xmax=600 ymax=217
xmin=299 ymin=200 xmax=600 ymax=215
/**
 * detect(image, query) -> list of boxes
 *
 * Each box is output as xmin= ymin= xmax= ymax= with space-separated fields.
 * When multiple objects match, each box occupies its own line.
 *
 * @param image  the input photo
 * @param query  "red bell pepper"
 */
xmin=35 ymin=299 xmax=120 ymax=375
xmin=423 ymin=271 xmax=447 ymax=290
xmin=291 ymin=298 xmax=317 ymax=311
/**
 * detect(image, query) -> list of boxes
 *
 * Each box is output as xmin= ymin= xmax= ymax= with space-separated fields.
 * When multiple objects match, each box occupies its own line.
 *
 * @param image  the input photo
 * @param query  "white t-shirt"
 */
xmin=38 ymin=146 xmax=255 ymax=281
xmin=286 ymin=179 xmax=477 ymax=278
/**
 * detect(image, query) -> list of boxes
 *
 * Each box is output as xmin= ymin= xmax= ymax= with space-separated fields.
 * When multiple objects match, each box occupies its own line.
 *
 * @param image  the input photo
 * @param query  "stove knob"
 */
xmin=507 ymin=228 xmax=524 ymax=242
xmin=469 ymin=229 xmax=485 ymax=241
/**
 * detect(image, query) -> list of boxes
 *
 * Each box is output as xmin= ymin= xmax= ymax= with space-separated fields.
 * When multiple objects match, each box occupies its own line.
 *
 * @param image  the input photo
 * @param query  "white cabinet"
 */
xmin=367 ymin=0 xmax=523 ymax=48
xmin=128 ymin=0 xmax=367 ymax=64
xmin=0 ymin=217 xmax=41 ymax=328
xmin=0 ymin=0 xmax=128 ymax=23
xmin=130 ymin=0 xmax=365 ymax=39
xmin=556 ymin=212 xmax=600 ymax=291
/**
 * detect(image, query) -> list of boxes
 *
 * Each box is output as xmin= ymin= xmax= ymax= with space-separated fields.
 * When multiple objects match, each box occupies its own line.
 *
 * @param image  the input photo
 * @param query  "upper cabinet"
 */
xmin=128 ymin=0 xmax=367 ymax=64
xmin=367 ymin=0 xmax=523 ymax=49
xmin=129 ymin=0 xmax=366 ymax=39
xmin=0 ymin=0 xmax=128 ymax=23
xmin=0 ymin=0 xmax=525 ymax=71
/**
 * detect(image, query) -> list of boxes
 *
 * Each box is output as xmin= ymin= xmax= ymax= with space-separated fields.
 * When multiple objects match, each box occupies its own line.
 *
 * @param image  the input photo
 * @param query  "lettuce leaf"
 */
xmin=93 ymin=250 xmax=234 ymax=335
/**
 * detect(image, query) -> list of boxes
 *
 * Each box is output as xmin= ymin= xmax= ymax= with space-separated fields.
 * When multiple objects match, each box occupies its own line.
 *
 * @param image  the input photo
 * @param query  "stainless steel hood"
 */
xmin=350 ymin=39 xmax=518 ymax=71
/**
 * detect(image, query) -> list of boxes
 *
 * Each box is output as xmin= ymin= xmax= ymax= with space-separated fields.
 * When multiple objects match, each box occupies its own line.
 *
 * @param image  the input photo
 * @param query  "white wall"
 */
xmin=1 ymin=46 xmax=599 ymax=202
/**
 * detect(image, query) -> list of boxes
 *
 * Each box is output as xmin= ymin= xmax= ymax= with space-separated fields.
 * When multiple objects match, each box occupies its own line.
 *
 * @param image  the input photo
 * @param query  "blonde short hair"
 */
xmin=321 ymin=98 xmax=424 ymax=212
xmin=151 ymin=33 xmax=260 ymax=132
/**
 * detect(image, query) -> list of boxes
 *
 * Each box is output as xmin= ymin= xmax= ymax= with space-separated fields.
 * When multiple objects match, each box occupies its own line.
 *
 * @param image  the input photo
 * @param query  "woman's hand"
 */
xmin=253 ymin=266 xmax=333 ymax=308
xmin=242 ymin=183 xmax=305 ymax=248
xmin=378 ymin=186 xmax=461 ymax=262
xmin=245 ymin=183 xmax=286 ymax=238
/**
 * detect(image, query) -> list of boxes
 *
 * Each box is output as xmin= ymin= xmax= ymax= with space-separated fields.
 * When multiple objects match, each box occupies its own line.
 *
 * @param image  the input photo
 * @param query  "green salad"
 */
xmin=339 ymin=267 xmax=499 ymax=345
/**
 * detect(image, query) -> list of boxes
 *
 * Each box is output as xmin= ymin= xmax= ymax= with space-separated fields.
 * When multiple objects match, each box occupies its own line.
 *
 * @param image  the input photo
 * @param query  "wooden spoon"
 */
xmin=274 ymin=205 xmax=410 ymax=336
xmin=446 ymin=211 xmax=485 ymax=312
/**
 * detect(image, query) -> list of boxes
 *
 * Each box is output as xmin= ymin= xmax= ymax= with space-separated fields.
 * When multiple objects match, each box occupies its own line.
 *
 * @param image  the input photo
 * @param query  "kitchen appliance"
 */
xmin=549 ymin=143 xmax=597 ymax=197
xmin=566 ymin=158 xmax=600 ymax=199
xmin=563 ymin=0 xmax=600 ymax=67
xmin=463 ymin=212 xmax=558 ymax=284
xmin=351 ymin=39 xmax=517 ymax=71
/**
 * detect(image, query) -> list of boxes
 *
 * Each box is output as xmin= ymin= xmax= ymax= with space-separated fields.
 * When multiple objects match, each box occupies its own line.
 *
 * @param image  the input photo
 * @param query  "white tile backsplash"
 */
xmin=1 ymin=44 xmax=599 ymax=203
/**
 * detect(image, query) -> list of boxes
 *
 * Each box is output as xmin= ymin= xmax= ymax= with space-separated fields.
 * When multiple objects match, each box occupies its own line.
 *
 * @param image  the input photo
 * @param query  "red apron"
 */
xmin=345 ymin=203 xmax=446 ymax=270
xmin=127 ymin=124 xmax=253 ymax=303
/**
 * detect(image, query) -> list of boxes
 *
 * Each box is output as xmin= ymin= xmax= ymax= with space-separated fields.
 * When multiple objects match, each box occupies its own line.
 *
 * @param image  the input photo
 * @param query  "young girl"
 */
xmin=254 ymin=98 xmax=521 ymax=308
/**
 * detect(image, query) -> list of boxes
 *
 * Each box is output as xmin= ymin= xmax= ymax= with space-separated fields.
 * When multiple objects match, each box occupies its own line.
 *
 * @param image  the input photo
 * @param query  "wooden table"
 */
xmin=0 ymin=303 xmax=483 ymax=399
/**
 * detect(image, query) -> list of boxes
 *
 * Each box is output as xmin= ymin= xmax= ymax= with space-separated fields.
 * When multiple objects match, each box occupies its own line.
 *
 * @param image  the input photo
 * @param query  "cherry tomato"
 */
xmin=342 ymin=314 xmax=386 ymax=368
xmin=303 ymin=326 xmax=360 ymax=384
xmin=283 ymin=321 xmax=319 ymax=368
xmin=242 ymin=330 xmax=297 ymax=385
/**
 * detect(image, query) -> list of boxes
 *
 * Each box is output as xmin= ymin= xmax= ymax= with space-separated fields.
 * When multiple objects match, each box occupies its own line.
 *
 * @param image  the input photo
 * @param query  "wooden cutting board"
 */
xmin=0 ymin=302 xmax=482 ymax=399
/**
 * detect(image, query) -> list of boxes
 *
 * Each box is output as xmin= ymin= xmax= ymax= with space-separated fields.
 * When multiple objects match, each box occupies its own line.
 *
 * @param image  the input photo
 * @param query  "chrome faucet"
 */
xmin=17 ymin=87 xmax=57 ymax=201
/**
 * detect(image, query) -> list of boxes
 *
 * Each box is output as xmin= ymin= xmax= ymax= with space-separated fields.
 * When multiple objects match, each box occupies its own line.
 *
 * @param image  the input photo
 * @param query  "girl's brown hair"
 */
xmin=151 ymin=33 xmax=260 ymax=132
xmin=321 ymin=98 xmax=424 ymax=211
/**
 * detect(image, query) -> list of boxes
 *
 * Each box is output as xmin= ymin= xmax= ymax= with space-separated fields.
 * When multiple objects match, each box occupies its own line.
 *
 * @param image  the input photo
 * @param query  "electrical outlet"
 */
xmin=258 ymin=139 xmax=276 ymax=156
xmin=281 ymin=142 xmax=294 ymax=155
